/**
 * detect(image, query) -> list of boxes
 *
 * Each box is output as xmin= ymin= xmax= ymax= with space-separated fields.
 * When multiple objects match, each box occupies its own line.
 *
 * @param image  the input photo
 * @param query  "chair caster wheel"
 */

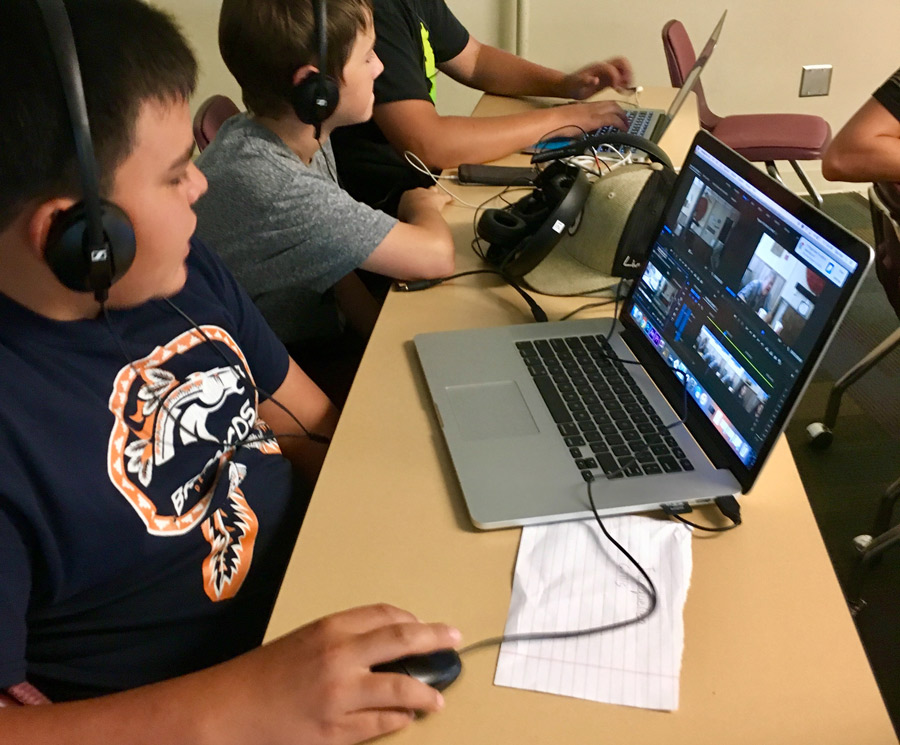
xmin=806 ymin=422 xmax=833 ymax=449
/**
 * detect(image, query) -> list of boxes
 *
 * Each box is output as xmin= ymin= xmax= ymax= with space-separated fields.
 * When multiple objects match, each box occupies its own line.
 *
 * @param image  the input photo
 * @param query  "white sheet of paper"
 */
xmin=494 ymin=515 xmax=692 ymax=711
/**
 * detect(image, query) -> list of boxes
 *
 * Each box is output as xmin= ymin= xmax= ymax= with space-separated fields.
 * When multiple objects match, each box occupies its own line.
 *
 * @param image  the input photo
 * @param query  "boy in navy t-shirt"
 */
xmin=0 ymin=1 xmax=459 ymax=743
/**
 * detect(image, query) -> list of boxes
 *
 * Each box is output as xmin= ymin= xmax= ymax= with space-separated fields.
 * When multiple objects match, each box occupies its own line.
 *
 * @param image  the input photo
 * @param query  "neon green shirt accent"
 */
xmin=420 ymin=22 xmax=437 ymax=103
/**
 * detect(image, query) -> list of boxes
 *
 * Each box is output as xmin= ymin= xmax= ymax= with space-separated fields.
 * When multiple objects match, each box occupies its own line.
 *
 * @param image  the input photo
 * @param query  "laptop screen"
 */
xmin=624 ymin=131 xmax=870 ymax=486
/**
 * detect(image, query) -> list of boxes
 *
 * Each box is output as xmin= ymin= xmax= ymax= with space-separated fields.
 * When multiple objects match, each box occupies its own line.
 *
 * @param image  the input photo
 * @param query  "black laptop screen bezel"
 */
xmin=619 ymin=130 xmax=873 ymax=492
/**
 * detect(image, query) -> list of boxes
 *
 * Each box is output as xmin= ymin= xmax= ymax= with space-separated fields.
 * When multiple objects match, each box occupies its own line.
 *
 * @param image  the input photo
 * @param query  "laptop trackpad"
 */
xmin=445 ymin=381 xmax=538 ymax=441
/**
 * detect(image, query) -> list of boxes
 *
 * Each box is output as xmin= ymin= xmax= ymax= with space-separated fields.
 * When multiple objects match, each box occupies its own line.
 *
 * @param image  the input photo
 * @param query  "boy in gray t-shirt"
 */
xmin=195 ymin=116 xmax=393 ymax=345
xmin=196 ymin=0 xmax=453 ymax=395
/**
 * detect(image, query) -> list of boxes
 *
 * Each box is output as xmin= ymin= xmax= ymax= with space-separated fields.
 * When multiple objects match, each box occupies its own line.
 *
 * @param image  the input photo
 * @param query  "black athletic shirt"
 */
xmin=331 ymin=0 xmax=469 ymax=214
xmin=874 ymin=67 xmax=900 ymax=121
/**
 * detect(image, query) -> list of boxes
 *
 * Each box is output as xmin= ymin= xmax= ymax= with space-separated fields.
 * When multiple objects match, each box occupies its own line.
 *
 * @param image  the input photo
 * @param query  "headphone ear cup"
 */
xmin=476 ymin=207 xmax=529 ymax=246
xmin=509 ymin=194 xmax=551 ymax=228
xmin=45 ymin=200 xmax=137 ymax=293
xmin=542 ymin=172 xmax=576 ymax=205
xmin=291 ymin=74 xmax=340 ymax=127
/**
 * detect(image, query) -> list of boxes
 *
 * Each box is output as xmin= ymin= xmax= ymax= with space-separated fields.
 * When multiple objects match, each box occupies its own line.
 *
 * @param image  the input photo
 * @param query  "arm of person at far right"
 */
xmin=822 ymin=97 xmax=900 ymax=183
xmin=0 ymin=604 xmax=461 ymax=745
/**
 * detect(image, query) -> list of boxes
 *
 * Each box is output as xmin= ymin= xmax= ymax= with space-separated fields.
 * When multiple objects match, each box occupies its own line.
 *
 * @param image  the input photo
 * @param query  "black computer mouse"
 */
xmin=371 ymin=649 xmax=462 ymax=692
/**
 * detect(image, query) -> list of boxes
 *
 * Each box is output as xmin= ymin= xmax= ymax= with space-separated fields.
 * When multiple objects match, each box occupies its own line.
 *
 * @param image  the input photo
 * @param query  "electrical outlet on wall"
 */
xmin=799 ymin=65 xmax=832 ymax=97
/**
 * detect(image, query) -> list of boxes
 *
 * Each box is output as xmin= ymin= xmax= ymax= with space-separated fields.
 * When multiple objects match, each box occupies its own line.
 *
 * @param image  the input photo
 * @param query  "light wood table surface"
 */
xmin=266 ymin=88 xmax=895 ymax=744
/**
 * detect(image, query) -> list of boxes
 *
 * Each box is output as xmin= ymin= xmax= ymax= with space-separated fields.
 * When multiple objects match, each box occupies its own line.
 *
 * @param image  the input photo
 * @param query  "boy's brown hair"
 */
xmin=219 ymin=0 xmax=373 ymax=118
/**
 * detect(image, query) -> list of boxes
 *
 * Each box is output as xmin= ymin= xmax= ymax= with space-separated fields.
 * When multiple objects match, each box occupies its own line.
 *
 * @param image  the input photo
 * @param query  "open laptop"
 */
xmin=616 ymin=10 xmax=726 ymax=142
xmin=526 ymin=11 xmax=726 ymax=155
xmin=415 ymin=130 xmax=872 ymax=529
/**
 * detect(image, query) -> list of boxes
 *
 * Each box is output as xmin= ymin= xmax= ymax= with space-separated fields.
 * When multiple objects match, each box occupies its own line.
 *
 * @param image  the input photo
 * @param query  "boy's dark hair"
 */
xmin=0 ymin=0 xmax=197 ymax=232
xmin=219 ymin=0 xmax=372 ymax=118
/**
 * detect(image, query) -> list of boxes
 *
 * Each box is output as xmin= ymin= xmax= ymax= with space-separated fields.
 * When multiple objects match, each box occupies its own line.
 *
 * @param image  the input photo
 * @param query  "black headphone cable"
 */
xmin=458 ymin=473 xmax=658 ymax=657
xmin=160 ymin=298 xmax=332 ymax=445
xmin=396 ymin=269 xmax=548 ymax=323
xmin=100 ymin=300 xmax=332 ymax=463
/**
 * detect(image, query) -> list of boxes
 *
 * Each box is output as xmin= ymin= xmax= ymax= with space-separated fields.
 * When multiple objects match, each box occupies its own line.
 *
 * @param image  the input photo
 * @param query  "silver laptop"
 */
xmin=612 ymin=10 xmax=727 ymax=143
xmin=415 ymin=130 xmax=872 ymax=529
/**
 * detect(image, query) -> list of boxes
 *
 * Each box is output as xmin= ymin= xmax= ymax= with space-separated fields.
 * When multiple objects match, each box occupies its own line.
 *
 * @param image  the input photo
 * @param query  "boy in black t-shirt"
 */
xmin=0 ymin=1 xmax=459 ymax=743
xmin=332 ymin=0 xmax=634 ymax=213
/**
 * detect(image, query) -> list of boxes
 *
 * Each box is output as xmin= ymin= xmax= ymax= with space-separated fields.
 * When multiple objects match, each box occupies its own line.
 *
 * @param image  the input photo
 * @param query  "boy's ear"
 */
xmin=26 ymin=198 xmax=77 ymax=260
xmin=292 ymin=65 xmax=319 ymax=88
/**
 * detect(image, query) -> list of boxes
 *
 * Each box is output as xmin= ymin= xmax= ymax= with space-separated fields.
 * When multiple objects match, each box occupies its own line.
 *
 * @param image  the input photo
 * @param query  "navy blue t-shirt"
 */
xmin=0 ymin=239 xmax=300 ymax=701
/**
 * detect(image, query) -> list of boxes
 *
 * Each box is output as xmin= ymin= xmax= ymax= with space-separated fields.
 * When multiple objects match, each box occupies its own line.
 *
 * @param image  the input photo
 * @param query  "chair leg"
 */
xmin=872 ymin=474 xmax=900 ymax=537
xmin=789 ymin=160 xmax=824 ymax=209
xmin=821 ymin=327 xmax=900 ymax=430
xmin=849 ymin=484 xmax=900 ymax=615
xmin=848 ymin=520 xmax=900 ymax=615
xmin=765 ymin=161 xmax=783 ymax=183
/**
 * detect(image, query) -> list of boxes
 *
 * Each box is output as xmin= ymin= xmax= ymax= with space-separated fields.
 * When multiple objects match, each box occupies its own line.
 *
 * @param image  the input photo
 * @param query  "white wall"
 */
xmin=439 ymin=0 xmax=900 ymax=194
xmin=158 ymin=0 xmax=900 ymax=193
xmin=150 ymin=0 xmax=242 ymax=114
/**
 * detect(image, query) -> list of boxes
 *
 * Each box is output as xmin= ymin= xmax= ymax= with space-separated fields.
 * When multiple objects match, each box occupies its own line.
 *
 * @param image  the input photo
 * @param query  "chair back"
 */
xmin=661 ymin=20 xmax=721 ymax=130
xmin=193 ymin=95 xmax=240 ymax=151
xmin=869 ymin=183 xmax=900 ymax=321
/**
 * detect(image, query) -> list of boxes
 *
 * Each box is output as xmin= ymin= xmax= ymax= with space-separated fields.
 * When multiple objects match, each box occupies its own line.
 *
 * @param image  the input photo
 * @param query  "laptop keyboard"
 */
xmin=516 ymin=335 xmax=694 ymax=481
xmin=594 ymin=109 xmax=653 ymax=138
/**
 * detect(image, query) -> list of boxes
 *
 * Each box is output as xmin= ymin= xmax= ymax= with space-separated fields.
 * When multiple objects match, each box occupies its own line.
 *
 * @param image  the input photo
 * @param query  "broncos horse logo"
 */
xmin=107 ymin=326 xmax=280 ymax=601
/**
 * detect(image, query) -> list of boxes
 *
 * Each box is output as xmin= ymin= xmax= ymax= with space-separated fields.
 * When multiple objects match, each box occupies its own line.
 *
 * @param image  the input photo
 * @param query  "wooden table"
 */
xmin=266 ymin=88 xmax=895 ymax=744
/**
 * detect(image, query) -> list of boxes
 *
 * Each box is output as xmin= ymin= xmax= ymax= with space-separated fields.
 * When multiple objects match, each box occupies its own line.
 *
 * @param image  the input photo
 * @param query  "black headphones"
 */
xmin=477 ymin=161 xmax=591 ymax=278
xmin=290 ymin=0 xmax=340 ymax=139
xmin=477 ymin=133 xmax=674 ymax=278
xmin=34 ymin=0 xmax=137 ymax=304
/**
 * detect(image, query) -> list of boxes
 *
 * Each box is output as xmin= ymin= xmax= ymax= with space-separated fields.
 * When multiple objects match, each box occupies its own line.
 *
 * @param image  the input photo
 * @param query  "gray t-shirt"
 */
xmin=194 ymin=114 xmax=397 ymax=344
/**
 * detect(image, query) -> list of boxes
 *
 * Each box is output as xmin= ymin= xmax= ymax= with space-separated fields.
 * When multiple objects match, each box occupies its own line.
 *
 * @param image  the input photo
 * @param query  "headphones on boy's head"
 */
xmin=34 ymin=0 xmax=137 ymax=303
xmin=291 ymin=0 xmax=340 ymax=139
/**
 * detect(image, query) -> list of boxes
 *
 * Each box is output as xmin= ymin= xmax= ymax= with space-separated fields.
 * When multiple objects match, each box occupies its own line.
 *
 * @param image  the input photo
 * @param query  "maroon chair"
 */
xmin=662 ymin=19 xmax=831 ymax=208
xmin=192 ymin=94 xmax=240 ymax=152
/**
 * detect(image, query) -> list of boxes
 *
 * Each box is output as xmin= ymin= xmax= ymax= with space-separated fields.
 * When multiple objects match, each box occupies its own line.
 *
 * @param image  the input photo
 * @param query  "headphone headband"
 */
xmin=33 ymin=0 xmax=137 ymax=302
xmin=291 ymin=0 xmax=340 ymax=139
xmin=34 ymin=0 xmax=105 ymax=254
xmin=315 ymin=0 xmax=328 ymax=81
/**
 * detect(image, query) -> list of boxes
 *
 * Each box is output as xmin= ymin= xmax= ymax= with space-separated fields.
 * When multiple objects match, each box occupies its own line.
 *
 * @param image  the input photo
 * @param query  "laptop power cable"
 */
xmin=663 ymin=495 xmax=742 ymax=532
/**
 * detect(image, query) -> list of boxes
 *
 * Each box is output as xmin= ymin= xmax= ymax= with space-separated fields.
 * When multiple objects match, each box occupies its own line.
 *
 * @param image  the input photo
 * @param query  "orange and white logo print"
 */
xmin=106 ymin=326 xmax=281 ymax=602
xmin=201 ymin=461 xmax=259 ymax=601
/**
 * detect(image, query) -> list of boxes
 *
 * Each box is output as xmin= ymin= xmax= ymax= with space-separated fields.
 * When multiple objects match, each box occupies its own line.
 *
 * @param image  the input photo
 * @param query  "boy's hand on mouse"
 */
xmin=213 ymin=604 xmax=460 ymax=745
xmin=397 ymin=186 xmax=452 ymax=221
xmin=563 ymin=57 xmax=634 ymax=100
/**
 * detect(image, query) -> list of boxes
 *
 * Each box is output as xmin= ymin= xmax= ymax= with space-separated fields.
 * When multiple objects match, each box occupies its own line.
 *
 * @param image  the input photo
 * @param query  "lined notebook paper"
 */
xmin=494 ymin=516 xmax=692 ymax=711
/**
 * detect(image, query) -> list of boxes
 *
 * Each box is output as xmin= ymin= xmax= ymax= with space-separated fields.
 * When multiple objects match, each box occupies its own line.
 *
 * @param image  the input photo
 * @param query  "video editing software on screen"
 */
xmin=630 ymin=146 xmax=859 ymax=467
